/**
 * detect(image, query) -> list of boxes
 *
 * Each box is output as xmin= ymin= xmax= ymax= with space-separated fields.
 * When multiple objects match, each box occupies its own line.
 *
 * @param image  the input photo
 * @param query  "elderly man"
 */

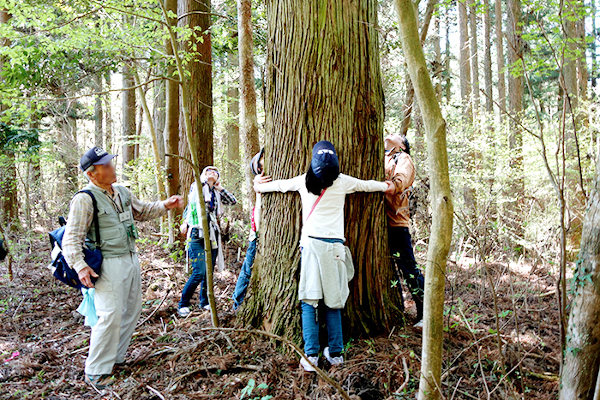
xmin=384 ymin=134 xmax=425 ymax=329
xmin=62 ymin=147 xmax=183 ymax=389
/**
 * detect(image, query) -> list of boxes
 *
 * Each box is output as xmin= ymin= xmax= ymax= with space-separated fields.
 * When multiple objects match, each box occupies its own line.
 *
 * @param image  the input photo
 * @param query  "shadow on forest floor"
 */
xmin=0 ymin=228 xmax=561 ymax=399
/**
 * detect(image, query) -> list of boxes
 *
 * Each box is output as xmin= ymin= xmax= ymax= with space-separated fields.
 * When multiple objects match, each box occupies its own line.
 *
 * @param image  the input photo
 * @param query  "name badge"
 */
xmin=119 ymin=211 xmax=132 ymax=222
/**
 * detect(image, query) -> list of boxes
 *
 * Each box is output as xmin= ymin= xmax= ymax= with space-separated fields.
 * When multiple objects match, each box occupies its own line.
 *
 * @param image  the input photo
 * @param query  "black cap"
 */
xmin=80 ymin=147 xmax=117 ymax=171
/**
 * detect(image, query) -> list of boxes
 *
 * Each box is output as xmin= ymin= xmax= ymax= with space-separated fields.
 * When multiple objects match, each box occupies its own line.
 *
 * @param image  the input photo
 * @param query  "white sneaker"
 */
xmin=413 ymin=319 xmax=424 ymax=329
xmin=203 ymin=304 xmax=211 ymax=311
xmin=299 ymin=354 xmax=319 ymax=372
xmin=178 ymin=307 xmax=191 ymax=317
xmin=323 ymin=347 xmax=344 ymax=365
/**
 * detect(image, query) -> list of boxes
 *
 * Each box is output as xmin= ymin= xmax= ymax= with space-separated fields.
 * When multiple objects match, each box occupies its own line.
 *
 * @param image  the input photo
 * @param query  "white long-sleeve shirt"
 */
xmin=256 ymin=173 xmax=387 ymax=247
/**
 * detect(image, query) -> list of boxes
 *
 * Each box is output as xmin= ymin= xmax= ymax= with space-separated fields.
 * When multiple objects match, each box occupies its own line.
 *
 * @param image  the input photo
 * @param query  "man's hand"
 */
xmin=253 ymin=172 xmax=272 ymax=192
xmin=180 ymin=221 xmax=188 ymax=236
xmin=78 ymin=266 xmax=99 ymax=288
xmin=384 ymin=181 xmax=396 ymax=195
xmin=164 ymin=195 xmax=184 ymax=210
xmin=214 ymin=181 xmax=224 ymax=191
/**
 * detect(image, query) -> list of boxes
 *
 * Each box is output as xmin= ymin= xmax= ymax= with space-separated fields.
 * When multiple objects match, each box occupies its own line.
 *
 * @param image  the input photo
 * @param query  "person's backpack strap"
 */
xmin=305 ymin=188 xmax=327 ymax=223
xmin=76 ymin=190 xmax=101 ymax=247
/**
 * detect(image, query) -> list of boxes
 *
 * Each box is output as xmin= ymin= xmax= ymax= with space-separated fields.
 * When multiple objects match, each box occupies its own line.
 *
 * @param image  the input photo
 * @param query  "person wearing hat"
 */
xmin=232 ymin=148 xmax=270 ymax=310
xmin=254 ymin=141 xmax=395 ymax=372
xmin=178 ymin=166 xmax=237 ymax=317
xmin=384 ymin=134 xmax=424 ymax=329
xmin=62 ymin=147 xmax=183 ymax=390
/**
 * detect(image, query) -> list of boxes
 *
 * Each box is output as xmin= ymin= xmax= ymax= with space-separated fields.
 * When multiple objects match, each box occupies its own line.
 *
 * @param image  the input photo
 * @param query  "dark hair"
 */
xmin=306 ymin=165 xmax=338 ymax=195
xmin=400 ymin=135 xmax=411 ymax=155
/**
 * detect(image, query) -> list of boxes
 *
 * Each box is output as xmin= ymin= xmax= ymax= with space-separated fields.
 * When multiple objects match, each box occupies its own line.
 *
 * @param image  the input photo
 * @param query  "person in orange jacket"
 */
xmin=384 ymin=134 xmax=424 ymax=329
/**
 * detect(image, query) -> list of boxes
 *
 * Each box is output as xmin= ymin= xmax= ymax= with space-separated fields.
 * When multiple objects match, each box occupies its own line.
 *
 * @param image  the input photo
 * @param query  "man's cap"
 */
xmin=310 ymin=141 xmax=339 ymax=180
xmin=80 ymin=147 xmax=117 ymax=171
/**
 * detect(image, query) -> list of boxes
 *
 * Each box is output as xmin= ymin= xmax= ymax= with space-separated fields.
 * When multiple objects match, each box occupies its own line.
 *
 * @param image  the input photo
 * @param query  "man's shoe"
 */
xmin=178 ymin=307 xmax=191 ymax=317
xmin=299 ymin=354 xmax=319 ymax=372
xmin=413 ymin=319 xmax=424 ymax=330
xmin=85 ymin=374 xmax=114 ymax=390
xmin=323 ymin=347 xmax=344 ymax=365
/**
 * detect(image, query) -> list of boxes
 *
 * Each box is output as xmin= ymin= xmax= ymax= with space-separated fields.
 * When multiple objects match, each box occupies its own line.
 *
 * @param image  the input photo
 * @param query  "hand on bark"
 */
xmin=253 ymin=172 xmax=272 ymax=193
xmin=78 ymin=266 xmax=99 ymax=288
xmin=164 ymin=195 xmax=184 ymax=210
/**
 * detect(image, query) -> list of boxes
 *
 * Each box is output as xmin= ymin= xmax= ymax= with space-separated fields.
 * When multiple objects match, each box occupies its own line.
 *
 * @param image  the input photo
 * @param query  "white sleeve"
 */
xmin=341 ymin=174 xmax=387 ymax=194
xmin=256 ymin=174 xmax=305 ymax=193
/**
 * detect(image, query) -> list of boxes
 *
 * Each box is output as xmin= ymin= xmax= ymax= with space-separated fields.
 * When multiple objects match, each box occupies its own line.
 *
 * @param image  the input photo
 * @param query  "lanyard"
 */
xmin=104 ymin=190 xmax=123 ymax=213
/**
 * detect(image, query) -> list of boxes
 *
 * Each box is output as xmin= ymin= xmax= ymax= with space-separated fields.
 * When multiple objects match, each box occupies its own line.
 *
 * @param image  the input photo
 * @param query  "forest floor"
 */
xmin=0 ymin=226 xmax=563 ymax=400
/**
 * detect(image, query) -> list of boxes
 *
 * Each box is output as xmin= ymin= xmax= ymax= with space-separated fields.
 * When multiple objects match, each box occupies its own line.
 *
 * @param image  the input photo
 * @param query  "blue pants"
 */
xmin=388 ymin=226 xmax=424 ymax=320
xmin=232 ymin=238 xmax=257 ymax=309
xmin=301 ymin=301 xmax=343 ymax=357
xmin=179 ymin=238 xmax=218 ymax=309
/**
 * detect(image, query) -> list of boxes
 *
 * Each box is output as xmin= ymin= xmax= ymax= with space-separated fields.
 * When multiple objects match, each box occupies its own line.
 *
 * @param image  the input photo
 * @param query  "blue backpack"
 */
xmin=48 ymin=190 xmax=102 ymax=290
xmin=0 ymin=238 xmax=7 ymax=261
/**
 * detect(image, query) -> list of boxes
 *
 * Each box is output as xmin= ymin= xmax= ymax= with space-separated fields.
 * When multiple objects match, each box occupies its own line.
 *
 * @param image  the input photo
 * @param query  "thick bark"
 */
xmin=164 ymin=0 xmax=181 ymax=245
xmin=559 ymin=158 xmax=600 ymax=400
xmin=178 ymin=0 xmax=214 ymax=208
xmin=458 ymin=0 xmax=472 ymax=121
xmin=240 ymin=0 xmax=404 ymax=340
xmin=495 ymin=0 xmax=506 ymax=119
xmin=237 ymin=0 xmax=260 ymax=209
xmin=394 ymin=1 xmax=453 ymax=399
xmin=121 ymin=63 xmax=136 ymax=180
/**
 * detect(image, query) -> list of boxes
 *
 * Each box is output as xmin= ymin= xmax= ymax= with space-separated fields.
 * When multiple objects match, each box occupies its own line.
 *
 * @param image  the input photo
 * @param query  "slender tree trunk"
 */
xmin=559 ymin=157 xmax=600 ymax=400
xmin=164 ymin=0 xmax=181 ymax=246
xmin=227 ymin=49 xmax=242 ymax=211
xmin=593 ymin=0 xmax=597 ymax=90
xmin=94 ymin=73 xmax=103 ymax=147
xmin=506 ymin=0 xmax=524 ymax=237
xmin=178 ymin=0 xmax=214 ymax=209
xmin=0 ymin=9 xmax=18 ymax=231
xmin=153 ymin=72 xmax=166 ymax=162
xmin=483 ymin=0 xmax=493 ymax=113
xmin=104 ymin=73 xmax=114 ymax=153
xmin=433 ymin=13 xmax=442 ymax=101
xmin=394 ymin=1 xmax=454 ymax=399
xmin=469 ymin=0 xmax=480 ymax=114
xmin=458 ymin=0 xmax=472 ymax=121
xmin=121 ymin=63 xmax=136 ymax=181
xmin=240 ymin=0 xmax=404 ymax=340
xmin=444 ymin=1 xmax=452 ymax=102
xmin=495 ymin=0 xmax=506 ymax=120
xmin=237 ymin=0 xmax=260 ymax=209
xmin=400 ymin=0 xmax=437 ymax=137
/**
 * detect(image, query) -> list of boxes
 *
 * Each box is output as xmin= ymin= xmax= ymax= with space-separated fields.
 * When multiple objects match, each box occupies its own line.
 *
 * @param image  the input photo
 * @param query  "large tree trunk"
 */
xmin=178 ymin=0 xmax=214 ymax=208
xmin=394 ymin=1 xmax=453 ymax=399
xmin=239 ymin=0 xmax=404 ymax=340
xmin=164 ymin=0 xmax=181 ymax=246
xmin=559 ymin=158 xmax=600 ymax=400
xmin=458 ymin=0 xmax=472 ymax=121
xmin=506 ymin=0 xmax=524 ymax=237
xmin=121 ymin=63 xmax=136 ymax=181
xmin=237 ymin=0 xmax=260 ymax=209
